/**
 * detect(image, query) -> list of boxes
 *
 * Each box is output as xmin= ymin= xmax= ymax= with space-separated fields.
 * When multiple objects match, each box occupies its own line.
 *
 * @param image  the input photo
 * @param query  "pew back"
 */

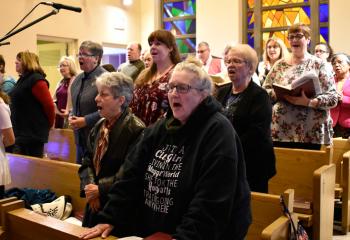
xmin=44 ymin=128 xmax=76 ymax=163
xmin=5 ymin=153 xmax=84 ymax=214
xmin=247 ymin=189 xmax=294 ymax=240
xmin=332 ymin=137 xmax=350 ymax=184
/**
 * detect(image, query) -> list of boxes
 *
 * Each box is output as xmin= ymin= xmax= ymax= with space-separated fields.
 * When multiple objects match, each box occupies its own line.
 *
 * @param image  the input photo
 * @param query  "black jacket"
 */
xmin=79 ymin=108 xmax=145 ymax=227
xmin=98 ymin=96 xmax=252 ymax=240
xmin=215 ymin=81 xmax=276 ymax=189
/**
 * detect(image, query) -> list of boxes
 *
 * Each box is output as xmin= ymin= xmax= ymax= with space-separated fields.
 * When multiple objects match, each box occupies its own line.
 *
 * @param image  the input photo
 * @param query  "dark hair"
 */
xmin=315 ymin=42 xmax=334 ymax=62
xmin=80 ymin=41 xmax=104 ymax=65
xmin=0 ymin=91 xmax=10 ymax=104
xmin=102 ymin=64 xmax=116 ymax=72
xmin=0 ymin=55 xmax=5 ymax=74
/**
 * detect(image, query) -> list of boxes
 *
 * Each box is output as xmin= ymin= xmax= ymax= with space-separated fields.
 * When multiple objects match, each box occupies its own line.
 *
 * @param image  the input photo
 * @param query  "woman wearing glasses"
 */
xmin=69 ymin=41 xmax=107 ymax=163
xmin=129 ymin=30 xmax=181 ymax=126
xmin=215 ymin=44 xmax=275 ymax=193
xmin=53 ymin=56 xmax=77 ymax=128
xmin=79 ymin=58 xmax=251 ymax=240
xmin=263 ymin=23 xmax=338 ymax=149
xmin=314 ymin=42 xmax=334 ymax=74
xmin=330 ymin=53 xmax=350 ymax=138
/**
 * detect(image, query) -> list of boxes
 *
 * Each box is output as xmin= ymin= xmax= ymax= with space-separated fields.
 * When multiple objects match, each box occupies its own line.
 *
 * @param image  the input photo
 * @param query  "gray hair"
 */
xmin=331 ymin=53 xmax=350 ymax=66
xmin=173 ymin=57 xmax=213 ymax=96
xmin=96 ymin=72 xmax=134 ymax=110
xmin=228 ymin=44 xmax=258 ymax=76
xmin=80 ymin=41 xmax=104 ymax=64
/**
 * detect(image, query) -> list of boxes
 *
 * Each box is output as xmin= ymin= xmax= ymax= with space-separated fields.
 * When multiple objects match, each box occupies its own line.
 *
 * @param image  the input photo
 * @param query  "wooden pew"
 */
xmin=44 ymin=128 xmax=76 ymax=163
xmin=339 ymin=151 xmax=350 ymax=233
xmin=269 ymin=147 xmax=335 ymax=240
xmin=0 ymin=200 xmax=117 ymax=240
xmin=5 ymin=153 xmax=85 ymax=215
xmin=247 ymin=189 xmax=294 ymax=240
xmin=332 ymin=137 xmax=350 ymax=184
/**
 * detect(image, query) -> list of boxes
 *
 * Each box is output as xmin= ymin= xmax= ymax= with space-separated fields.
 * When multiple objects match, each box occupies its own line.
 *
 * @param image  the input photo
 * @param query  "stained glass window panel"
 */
xmin=262 ymin=0 xmax=308 ymax=7
xmin=320 ymin=4 xmax=329 ymax=23
xmin=263 ymin=7 xmax=310 ymax=28
xmin=248 ymin=0 xmax=254 ymax=8
xmin=176 ymin=38 xmax=196 ymax=54
xmin=248 ymin=11 xmax=254 ymax=30
xmin=320 ymin=27 xmax=329 ymax=43
xmin=262 ymin=31 xmax=289 ymax=48
xmin=163 ymin=19 xmax=196 ymax=35
xmin=248 ymin=32 xmax=254 ymax=48
xmin=163 ymin=0 xmax=196 ymax=18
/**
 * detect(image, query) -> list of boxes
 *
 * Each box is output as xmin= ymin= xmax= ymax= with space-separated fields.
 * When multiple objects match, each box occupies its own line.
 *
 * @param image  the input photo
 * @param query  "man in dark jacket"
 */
xmin=79 ymin=72 xmax=145 ymax=227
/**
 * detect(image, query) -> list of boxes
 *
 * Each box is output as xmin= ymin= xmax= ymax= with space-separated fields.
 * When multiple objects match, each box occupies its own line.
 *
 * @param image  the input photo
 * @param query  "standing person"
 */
xmin=215 ymin=44 xmax=275 ymax=193
xmin=9 ymin=51 xmax=55 ymax=157
xmin=129 ymin=30 xmax=181 ymax=126
xmin=0 ymin=90 xmax=14 ymax=198
xmin=53 ymin=56 xmax=77 ymax=128
xmin=0 ymin=54 xmax=16 ymax=94
xmin=142 ymin=49 xmax=153 ymax=68
xmin=79 ymin=72 xmax=145 ymax=227
xmin=117 ymin=42 xmax=145 ymax=81
xmin=70 ymin=41 xmax=107 ymax=164
xmin=314 ymin=42 xmax=334 ymax=74
xmin=196 ymin=41 xmax=223 ymax=75
xmin=257 ymin=37 xmax=289 ymax=85
xmin=79 ymin=59 xmax=251 ymax=240
xmin=263 ymin=23 xmax=338 ymax=149
xmin=330 ymin=53 xmax=350 ymax=138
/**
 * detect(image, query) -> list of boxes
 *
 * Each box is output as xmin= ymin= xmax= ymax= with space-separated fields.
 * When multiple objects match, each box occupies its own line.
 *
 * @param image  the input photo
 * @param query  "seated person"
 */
xmin=79 ymin=72 xmax=145 ymax=227
xmin=79 ymin=58 xmax=251 ymax=240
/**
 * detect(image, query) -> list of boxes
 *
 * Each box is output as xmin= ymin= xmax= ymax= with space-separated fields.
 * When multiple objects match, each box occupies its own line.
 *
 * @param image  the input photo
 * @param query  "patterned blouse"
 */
xmin=263 ymin=55 xmax=337 ymax=145
xmin=130 ymin=67 xmax=174 ymax=126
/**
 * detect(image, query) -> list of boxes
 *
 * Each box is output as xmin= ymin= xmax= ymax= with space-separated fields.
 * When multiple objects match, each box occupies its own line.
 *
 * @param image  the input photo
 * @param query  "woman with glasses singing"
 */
xmin=69 ymin=41 xmax=107 ymax=163
xmin=258 ymin=37 xmax=290 ymax=85
xmin=79 ymin=58 xmax=251 ymax=240
xmin=129 ymin=30 xmax=181 ymax=126
xmin=215 ymin=44 xmax=275 ymax=193
xmin=263 ymin=23 xmax=338 ymax=149
xmin=314 ymin=42 xmax=334 ymax=74
xmin=330 ymin=53 xmax=350 ymax=138
xmin=53 ymin=56 xmax=77 ymax=128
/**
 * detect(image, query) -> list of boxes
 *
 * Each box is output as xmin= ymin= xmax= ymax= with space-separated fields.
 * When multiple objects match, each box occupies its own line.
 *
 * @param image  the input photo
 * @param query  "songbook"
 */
xmin=272 ymin=72 xmax=321 ymax=100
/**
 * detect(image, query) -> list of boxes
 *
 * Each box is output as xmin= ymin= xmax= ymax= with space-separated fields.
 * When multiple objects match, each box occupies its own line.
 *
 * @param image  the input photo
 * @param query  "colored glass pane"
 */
xmin=320 ymin=4 xmax=329 ymax=23
xmin=248 ymin=0 xmax=254 ymax=8
xmin=163 ymin=19 xmax=196 ymax=35
xmin=248 ymin=11 xmax=254 ymax=30
xmin=163 ymin=0 xmax=196 ymax=18
xmin=262 ymin=31 xmax=289 ymax=49
xmin=176 ymin=38 xmax=196 ymax=53
xmin=320 ymin=27 xmax=329 ymax=43
xmin=248 ymin=32 xmax=254 ymax=48
xmin=262 ymin=0 xmax=308 ymax=7
xmin=262 ymin=7 xmax=310 ymax=28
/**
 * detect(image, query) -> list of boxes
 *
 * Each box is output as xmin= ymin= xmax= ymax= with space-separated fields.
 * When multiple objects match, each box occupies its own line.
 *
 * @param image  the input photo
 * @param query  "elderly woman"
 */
xmin=263 ymin=23 xmax=338 ymax=149
xmin=215 ymin=44 xmax=275 ymax=193
xmin=79 ymin=72 xmax=145 ymax=227
xmin=53 ymin=56 xmax=77 ymax=128
xmin=258 ymin=37 xmax=289 ymax=85
xmin=10 ymin=51 xmax=55 ymax=157
xmin=79 ymin=59 xmax=251 ymax=240
xmin=69 ymin=41 xmax=107 ymax=163
xmin=130 ymin=30 xmax=181 ymax=126
xmin=330 ymin=53 xmax=350 ymax=138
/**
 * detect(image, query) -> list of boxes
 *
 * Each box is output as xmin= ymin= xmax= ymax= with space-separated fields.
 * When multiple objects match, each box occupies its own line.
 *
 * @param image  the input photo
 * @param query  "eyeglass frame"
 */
xmin=165 ymin=83 xmax=203 ymax=94
xmin=287 ymin=33 xmax=305 ymax=41
xmin=76 ymin=53 xmax=96 ymax=58
xmin=225 ymin=57 xmax=248 ymax=66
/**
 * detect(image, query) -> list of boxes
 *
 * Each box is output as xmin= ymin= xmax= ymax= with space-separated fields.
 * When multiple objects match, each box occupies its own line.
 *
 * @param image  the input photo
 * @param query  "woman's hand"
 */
xmin=68 ymin=116 xmax=86 ymax=129
xmin=79 ymin=224 xmax=114 ymax=239
xmin=284 ymin=90 xmax=310 ymax=107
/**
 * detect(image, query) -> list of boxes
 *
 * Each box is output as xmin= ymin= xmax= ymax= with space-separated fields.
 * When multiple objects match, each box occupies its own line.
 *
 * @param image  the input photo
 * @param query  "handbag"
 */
xmin=280 ymin=195 xmax=309 ymax=240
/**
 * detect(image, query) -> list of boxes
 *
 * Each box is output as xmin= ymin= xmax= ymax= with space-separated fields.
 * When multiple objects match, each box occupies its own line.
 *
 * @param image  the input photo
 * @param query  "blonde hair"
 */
xmin=59 ymin=56 xmax=77 ymax=77
xmin=227 ymin=44 xmax=258 ymax=75
xmin=16 ymin=51 xmax=46 ymax=77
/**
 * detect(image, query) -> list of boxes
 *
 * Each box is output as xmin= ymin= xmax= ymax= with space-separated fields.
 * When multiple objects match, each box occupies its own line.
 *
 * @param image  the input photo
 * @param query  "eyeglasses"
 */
xmin=76 ymin=53 xmax=95 ymax=58
xmin=197 ymin=49 xmax=208 ymax=54
xmin=287 ymin=33 xmax=305 ymax=41
xmin=225 ymin=58 xmax=247 ymax=65
xmin=165 ymin=83 xmax=203 ymax=94
xmin=315 ymin=49 xmax=327 ymax=54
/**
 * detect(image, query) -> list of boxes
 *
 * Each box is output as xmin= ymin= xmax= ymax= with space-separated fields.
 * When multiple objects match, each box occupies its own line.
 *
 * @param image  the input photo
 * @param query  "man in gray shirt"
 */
xmin=117 ymin=42 xmax=145 ymax=81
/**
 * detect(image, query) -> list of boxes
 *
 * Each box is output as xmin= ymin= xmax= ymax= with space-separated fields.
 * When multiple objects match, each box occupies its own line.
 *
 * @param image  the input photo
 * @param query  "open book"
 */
xmin=272 ymin=72 xmax=321 ymax=100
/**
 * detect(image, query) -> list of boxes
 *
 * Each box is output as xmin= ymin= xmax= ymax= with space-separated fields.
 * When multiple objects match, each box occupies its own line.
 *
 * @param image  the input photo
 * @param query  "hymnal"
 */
xmin=272 ymin=72 xmax=321 ymax=100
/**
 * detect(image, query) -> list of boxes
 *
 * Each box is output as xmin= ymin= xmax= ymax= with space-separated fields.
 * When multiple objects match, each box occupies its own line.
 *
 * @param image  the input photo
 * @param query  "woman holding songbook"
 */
xmin=263 ymin=23 xmax=338 ymax=149
xmin=330 ymin=53 xmax=350 ymax=138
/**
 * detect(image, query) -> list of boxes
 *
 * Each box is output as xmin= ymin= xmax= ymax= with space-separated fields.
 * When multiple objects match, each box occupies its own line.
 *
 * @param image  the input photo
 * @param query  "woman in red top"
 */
xmin=331 ymin=53 xmax=350 ymax=138
xmin=9 ymin=51 xmax=55 ymax=157
xmin=129 ymin=30 xmax=181 ymax=126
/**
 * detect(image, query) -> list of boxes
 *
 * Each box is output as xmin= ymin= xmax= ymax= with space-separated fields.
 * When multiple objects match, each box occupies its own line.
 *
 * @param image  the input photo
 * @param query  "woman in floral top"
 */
xmin=263 ymin=23 xmax=338 ymax=149
xmin=130 ymin=30 xmax=181 ymax=126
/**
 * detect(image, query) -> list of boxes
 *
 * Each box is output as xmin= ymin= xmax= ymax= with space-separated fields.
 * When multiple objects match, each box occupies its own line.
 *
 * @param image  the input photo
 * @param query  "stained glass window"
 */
xmin=162 ymin=0 xmax=196 ymax=54
xmin=245 ymin=0 xmax=329 ymax=54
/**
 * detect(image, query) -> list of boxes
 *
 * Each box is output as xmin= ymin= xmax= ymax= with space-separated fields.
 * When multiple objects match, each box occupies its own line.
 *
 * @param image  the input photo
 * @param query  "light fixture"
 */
xmin=123 ymin=0 xmax=133 ymax=6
